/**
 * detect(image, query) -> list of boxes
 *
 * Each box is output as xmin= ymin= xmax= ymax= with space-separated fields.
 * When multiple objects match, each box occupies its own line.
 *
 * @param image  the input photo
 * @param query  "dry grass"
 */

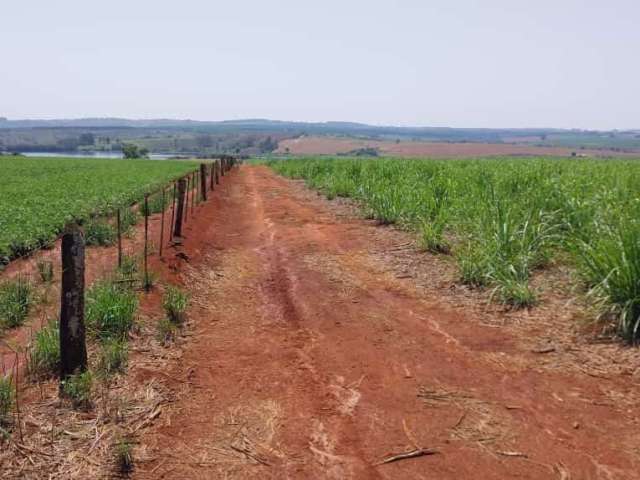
xmin=0 ymin=308 xmax=180 ymax=479
xmin=145 ymin=400 xmax=285 ymax=478
xmin=418 ymin=385 xmax=516 ymax=452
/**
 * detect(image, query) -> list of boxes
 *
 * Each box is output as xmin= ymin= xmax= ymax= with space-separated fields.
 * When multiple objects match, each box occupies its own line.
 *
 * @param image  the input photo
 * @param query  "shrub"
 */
xmin=28 ymin=320 xmax=60 ymax=378
xmin=98 ymin=338 xmax=128 ymax=376
xmin=86 ymin=281 xmax=138 ymax=340
xmin=61 ymin=370 xmax=93 ymax=409
xmin=162 ymin=286 xmax=189 ymax=324
xmin=85 ymin=220 xmax=116 ymax=246
xmin=36 ymin=260 xmax=54 ymax=283
xmin=0 ymin=276 xmax=32 ymax=329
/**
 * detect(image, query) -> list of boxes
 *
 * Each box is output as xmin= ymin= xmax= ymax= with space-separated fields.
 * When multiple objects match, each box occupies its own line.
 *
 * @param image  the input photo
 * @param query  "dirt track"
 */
xmin=136 ymin=166 xmax=640 ymax=479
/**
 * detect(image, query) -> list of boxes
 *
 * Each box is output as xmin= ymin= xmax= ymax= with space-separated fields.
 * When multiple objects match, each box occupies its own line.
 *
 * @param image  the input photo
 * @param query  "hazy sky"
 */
xmin=1 ymin=1 xmax=638 ymax=129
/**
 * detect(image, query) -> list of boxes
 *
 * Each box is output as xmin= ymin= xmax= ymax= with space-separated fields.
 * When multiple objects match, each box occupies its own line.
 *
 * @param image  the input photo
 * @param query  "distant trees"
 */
xmin=78 ymin=133 xmax=95 ymax=146
xmin=57 ymin=137 xmax=80 ymax=151
xmin=122 ymin=143 xmax=149 ymax=159
xmin=258 ymin=136 xmax=278 ymax=153
xmin=196 ymin=135 xmax=213 ymax=150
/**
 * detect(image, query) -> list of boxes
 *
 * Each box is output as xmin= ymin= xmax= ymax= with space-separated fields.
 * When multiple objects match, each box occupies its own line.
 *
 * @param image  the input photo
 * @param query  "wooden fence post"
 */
xmin=174 ymin=178 xmax=187 ymax=238
xmin=143 ymin=194 xmax=150 ymax=291
xmin=169 ymin=182 xmax=177 ymax=243
xmin=59 ymin=223 xmax=87 ymax=383
xmin=200 ymin=164 xmax=208 ymax=201
xmin=191 ymin=172 xmax=196 ymax=213
xmin=116 ymin=209 xmax=122 ymax=269
xmin=221 ymin=158 xmax=225 ymax=177
xmin=159 ymin=188 xmax=166 ymax=258
xmin=215 ymin=160 xmax=220 ymax=184
xmin=185 ymin=174 xmax=190 ymax=222
xmin=195 ymin=170 xmax=200 ymax=205
xmin=210 ymin=163 xmax=215 ymax=190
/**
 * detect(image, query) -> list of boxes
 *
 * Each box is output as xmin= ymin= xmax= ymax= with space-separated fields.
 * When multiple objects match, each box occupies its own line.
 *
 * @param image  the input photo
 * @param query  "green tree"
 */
xmin=122 ymin=143 xmax=149 ymax=159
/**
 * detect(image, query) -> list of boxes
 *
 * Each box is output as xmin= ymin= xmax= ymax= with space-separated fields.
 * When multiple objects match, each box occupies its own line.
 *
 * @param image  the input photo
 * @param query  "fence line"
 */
xmin=0 ymin=157 xmax=238 ymax=399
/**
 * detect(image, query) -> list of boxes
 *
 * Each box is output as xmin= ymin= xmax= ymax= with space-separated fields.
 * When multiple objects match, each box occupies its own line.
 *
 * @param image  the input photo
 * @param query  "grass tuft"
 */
xmin=156 ymin=317 xmax=178 ymax=345
xmin=36 ymin=259 xmax=54 ymax=283
xmin=141 ymin=270 xmax=157 ymax=292
xmin=86 ymin=281 xmax=138 ymax=340
xmin=0 ymin=376 xmax=13 ymax=426
xmin=143 ymin=193 xmax=170 ymax=216
xmin=85 ymin=220 xmax=116 ymax=246
xmin=162 ymin=286 xmax=189 ymax=325
xmin=98 ymin=338 xmax=128 ymax=376
xmin=418 ymin=216 xmax=450 ymax=254
xmin=0 ymin=276 xmax=32 ymax=329
xmin=61 ymin=370 xmax=93 ymax=409
xmin=575 ymin=219 xmax=640 ymax=343
xmin=118 ymin=255 xmax=139 ymax=278
xmin=28 ymin=319 xmax=60 ymax=378
xmin=115 ymin=437 xmax=134 ymax=474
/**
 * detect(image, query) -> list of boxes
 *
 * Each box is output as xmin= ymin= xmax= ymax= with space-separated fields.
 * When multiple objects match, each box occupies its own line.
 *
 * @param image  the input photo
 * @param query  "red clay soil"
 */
xmin=277 ymin=135 xmax=640 ymax=158
xmin=133 ymin=166 xmax=640 ymax=479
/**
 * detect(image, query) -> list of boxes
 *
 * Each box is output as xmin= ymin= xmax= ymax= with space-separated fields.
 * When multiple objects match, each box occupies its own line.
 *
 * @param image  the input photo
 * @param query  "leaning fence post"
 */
xmin=200 ymin=164 xmax=208 ymax=201
xmin=116 ymin=209 xmax=123 ymax=269
xmin=59 ymin=223 xmax=87 ymax=384
xmin=174 ymin=178 xmax=187 ymax=238
xmin=159 ymin=188 xmax=166 ymax=258
xmin=143 ymin=194 xmax=150 ymax=292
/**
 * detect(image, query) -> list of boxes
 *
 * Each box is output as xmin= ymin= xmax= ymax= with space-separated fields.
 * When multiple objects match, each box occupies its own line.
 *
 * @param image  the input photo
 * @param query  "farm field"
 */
xmin=1 ymin=163 xmax=640 ymax=479
xmin=269 ymin=156 xmax=640 ymax=342
xmin=0 ymin=156 xmax=198 ymax=263
xmin=276 ymin=135 xmax=640 ymax=158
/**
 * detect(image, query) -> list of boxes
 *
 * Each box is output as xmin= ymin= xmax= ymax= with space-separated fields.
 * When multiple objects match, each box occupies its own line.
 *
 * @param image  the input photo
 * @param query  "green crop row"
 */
xmin=268 ymin=156 xmax=640 ymax=343
xmin=0 ymin=156 xmax=198 ymax=263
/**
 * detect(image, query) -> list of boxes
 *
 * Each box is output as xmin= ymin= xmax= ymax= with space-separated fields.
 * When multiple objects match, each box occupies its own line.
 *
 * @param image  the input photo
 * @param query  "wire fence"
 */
xmin=0 ymin=156 xmax=238 ymax=390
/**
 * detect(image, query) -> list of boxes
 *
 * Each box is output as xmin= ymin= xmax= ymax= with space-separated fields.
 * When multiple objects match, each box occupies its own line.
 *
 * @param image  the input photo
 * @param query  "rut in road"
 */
xmin=135 ymin=166 xmax=640 ymax=480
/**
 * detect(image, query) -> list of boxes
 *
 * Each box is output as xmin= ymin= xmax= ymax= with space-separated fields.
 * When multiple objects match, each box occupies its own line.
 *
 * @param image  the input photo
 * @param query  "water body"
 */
xmin=20 ymin=151 xmax=187 ymax=160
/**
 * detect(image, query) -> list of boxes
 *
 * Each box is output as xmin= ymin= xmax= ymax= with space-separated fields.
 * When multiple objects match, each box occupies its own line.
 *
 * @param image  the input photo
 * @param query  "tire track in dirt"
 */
xmin=134 ymin=166 xmax=640 ymax=480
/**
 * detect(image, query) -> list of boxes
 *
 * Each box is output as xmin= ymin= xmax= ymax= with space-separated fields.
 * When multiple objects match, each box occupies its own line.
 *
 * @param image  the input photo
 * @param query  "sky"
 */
xmin=1 ymin=0 xmax=639 ymax=129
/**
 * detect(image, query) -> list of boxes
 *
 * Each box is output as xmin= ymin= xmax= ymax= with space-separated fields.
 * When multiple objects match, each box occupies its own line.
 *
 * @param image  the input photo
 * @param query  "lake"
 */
xmin=20 ymin=151 xmax=185 ymax=160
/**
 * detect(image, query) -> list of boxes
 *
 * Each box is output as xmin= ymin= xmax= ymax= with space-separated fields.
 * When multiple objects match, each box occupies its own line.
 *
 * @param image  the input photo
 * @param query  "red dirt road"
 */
xmin=136 ymin=166 xmax=640 ymax=479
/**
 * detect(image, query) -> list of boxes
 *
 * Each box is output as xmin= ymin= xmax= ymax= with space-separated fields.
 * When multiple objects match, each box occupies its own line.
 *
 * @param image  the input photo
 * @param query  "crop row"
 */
xmin=0 ymin=156 xmax=198 ymax=264
xmin=269 ymin=156 xmax=640 ymax=343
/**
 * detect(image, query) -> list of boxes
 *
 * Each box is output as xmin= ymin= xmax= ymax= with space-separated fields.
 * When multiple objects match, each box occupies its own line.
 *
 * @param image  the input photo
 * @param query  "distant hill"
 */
xmin=0 ymin=117 xmax=568 ymax=140
xmin=1 ymin=117 xmax=639 ymax=154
